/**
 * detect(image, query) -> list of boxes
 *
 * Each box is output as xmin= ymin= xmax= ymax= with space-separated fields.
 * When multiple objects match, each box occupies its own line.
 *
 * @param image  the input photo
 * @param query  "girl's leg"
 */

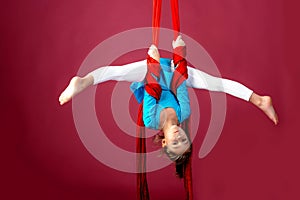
xmin=186 ymin=67 xmax=278 ymax=124
xmin=186 ymin=67 xmax=253 ymax=100
xmin=90 ymin=60 xmax=147 ymax=84
xmin=59 ymin=60 xmax=147 ymax=105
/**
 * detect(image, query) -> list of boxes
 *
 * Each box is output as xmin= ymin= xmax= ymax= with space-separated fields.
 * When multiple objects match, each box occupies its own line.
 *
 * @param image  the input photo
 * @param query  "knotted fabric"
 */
xmin=145 ymin=55 xmax=162 ymax=101
xmin=171 ymin=45 xmax=188 ymax=95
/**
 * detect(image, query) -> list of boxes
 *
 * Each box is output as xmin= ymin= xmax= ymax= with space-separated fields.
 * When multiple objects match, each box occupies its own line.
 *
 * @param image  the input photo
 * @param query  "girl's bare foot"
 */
xmin=250 ymin=93 xmax=279 ymax=125
xmin=172 ymin=35 xmax=185 ymax=49
xmin=59 ymin=76 xmax=83 ymax=105
xmin=148 ymin=44 xmax=160 ymax=62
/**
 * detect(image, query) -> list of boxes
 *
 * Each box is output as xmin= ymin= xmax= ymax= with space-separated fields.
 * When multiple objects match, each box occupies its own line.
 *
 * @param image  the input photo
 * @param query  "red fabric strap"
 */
xmin=152 ymin=0 xmax=162 ymax=46
xmin=153 ymin=0 xmax=181 ymax=44
xmin=145 ymin=55 xmax=162 ymax=101
xmin=181 ymin=120 xmax=193 ymax=200
xmin=136 ymin=103 xmax=149 ymax=200
xmin=170 ymin=0 xmax=180 ymax=40
xmin=174 ymin=45 xmax=192 ymax=200
xmin=136 ymin=55 xmax=162 ymax=200
xmin=171 ymin=45 xmax=188 ymax=95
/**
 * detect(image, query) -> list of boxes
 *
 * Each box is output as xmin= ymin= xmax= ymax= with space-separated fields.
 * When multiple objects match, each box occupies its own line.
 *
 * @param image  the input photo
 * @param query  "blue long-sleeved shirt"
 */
xmin=130 ymin=58 xmax=191 ymax=130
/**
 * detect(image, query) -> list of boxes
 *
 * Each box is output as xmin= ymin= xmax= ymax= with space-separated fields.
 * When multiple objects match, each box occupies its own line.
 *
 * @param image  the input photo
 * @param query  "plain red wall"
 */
xmin=1 ymin=0 xmax=299 ymax=199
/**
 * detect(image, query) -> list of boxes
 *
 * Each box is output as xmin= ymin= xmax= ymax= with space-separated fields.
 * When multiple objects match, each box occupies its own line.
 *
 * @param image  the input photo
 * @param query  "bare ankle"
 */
xmin=81 ymin=74 xmax=94 ymax=88
xmin=249 ymin=93 xmax=262 ymax=107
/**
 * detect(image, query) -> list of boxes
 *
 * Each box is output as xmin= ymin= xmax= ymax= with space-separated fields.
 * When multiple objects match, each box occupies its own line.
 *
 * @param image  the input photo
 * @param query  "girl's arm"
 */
xmin=176 ymin=80 xmax=191 ymax=123
xmin=142 ymin=91 xmax=161 ymax=130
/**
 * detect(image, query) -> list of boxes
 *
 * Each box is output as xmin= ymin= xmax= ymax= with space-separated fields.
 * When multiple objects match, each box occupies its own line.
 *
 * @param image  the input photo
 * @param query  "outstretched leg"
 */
xmin=186 ymin=67 xmax=278 ymax=125
xmin=58 ymin=60 xmax=148 ymax=105
xmin=249 ymin=93 xmax=279 ymax=125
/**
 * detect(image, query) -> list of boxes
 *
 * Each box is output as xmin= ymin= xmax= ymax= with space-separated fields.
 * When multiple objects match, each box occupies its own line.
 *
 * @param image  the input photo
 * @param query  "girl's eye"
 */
xmin=181 ymin=138 xmax=187 ymax=142
xmin=172 ymin=141 xmax=178 ymax=145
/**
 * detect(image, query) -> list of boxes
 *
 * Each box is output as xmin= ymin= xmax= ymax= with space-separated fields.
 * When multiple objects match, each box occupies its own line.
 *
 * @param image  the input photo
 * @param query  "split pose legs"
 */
xmin=59 ymin=52 xmax=278 ymax=125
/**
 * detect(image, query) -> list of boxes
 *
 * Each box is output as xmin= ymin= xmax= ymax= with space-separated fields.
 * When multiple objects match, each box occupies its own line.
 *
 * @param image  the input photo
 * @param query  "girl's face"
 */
xmin=162 ymin=125 xmax=190 ymax=155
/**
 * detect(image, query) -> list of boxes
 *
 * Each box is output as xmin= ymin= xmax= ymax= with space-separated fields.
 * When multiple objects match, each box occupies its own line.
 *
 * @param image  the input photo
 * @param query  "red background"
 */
xmin=1 ymin=0 xmax=299 ymax=199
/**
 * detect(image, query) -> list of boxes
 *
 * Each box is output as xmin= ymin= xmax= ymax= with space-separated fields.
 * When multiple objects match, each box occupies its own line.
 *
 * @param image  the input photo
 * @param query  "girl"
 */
xmin=59 ymin=35 xmax=278 ymax=200
xmin=59 ymin=35 xmax=278 ymax=166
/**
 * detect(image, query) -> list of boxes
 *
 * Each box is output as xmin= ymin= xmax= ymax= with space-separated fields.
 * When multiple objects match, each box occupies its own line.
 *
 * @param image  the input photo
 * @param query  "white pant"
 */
xmin=88 ymin=60 xmax=253 ymax=101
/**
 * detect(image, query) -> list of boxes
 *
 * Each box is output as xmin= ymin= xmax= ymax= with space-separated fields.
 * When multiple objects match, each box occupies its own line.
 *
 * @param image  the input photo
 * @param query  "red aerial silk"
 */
xmin=145 ymin=55 xmax=162 ymax=100
xmin=152 ymin=0 xmax=162 ymax=47
xmin=137 ymin=0 xmax=193 ymax=199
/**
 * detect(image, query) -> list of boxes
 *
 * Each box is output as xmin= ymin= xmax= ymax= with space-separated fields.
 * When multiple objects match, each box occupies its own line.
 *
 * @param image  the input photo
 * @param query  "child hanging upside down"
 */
xmin=59 ymin=35 xmax=278 ymax=200
xmin=59 ymin=0 xmax=279 ymax=198
xmin=59 ymin=34 xmax=278 ymax=170
xmin=59 ymin=36 xmax=278 ymax=127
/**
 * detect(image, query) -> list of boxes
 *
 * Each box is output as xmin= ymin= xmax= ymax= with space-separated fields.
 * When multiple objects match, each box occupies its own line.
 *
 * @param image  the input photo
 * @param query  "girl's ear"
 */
xmin=161 ymin=139 xmax=167 ymax=147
